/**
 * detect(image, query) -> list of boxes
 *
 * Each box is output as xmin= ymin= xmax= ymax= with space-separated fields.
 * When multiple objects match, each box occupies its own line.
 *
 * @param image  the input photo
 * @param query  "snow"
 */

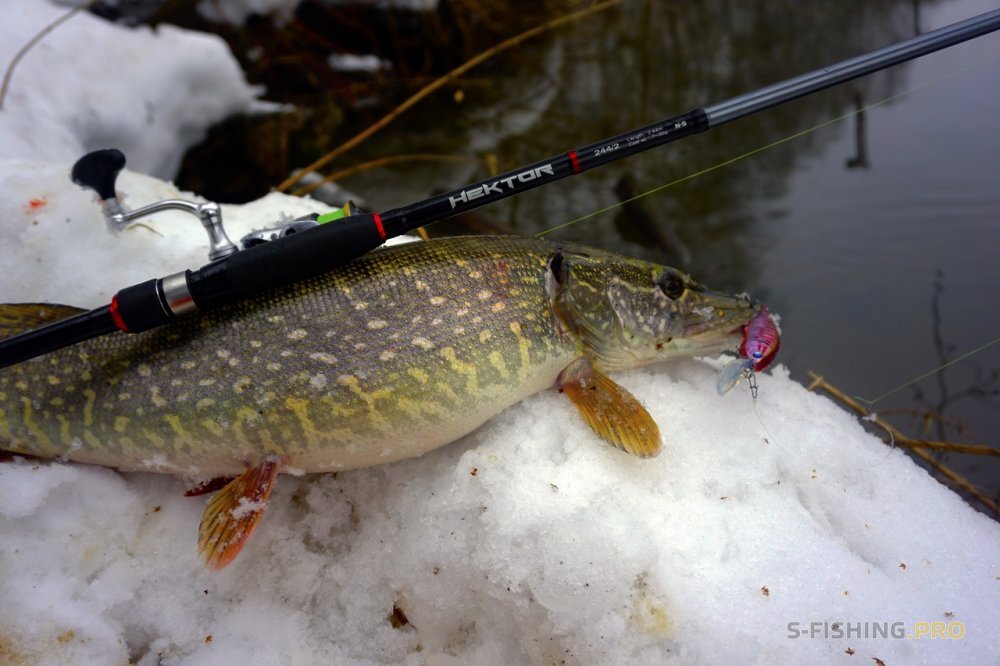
xmin=1 ymin=2 xmax=999 ymax=665
xmin=0 ymin=0 xmax=265 ymax=179
xmin=198 ymin=0 xmax=439 ymax=26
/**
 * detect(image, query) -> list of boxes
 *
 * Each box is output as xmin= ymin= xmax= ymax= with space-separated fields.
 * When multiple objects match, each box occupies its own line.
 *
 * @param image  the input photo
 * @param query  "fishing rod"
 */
xmin=1 ymin=8 xmax=998 ymax=369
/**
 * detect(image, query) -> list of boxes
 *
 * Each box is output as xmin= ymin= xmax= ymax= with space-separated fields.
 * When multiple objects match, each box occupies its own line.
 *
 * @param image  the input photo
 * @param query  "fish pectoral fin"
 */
xmin=557 ymin=359 xmax=662 ymax=458
xmin=198 ymin=458 xmax=280 ymax=570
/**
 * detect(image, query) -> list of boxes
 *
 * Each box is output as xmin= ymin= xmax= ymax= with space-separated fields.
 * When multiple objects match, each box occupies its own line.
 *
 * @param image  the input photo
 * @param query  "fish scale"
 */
xmin=0 ymin=238 xmax=581 ymax=475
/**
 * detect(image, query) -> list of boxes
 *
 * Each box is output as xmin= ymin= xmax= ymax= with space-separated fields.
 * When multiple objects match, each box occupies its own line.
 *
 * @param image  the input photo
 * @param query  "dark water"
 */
xmin=336 ymin=0 xmax=1000 ymax=505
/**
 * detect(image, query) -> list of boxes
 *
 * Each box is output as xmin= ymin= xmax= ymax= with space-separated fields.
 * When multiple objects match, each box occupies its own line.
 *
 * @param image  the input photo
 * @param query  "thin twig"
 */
xmin=807 ymin=372 xmax=999 ymax=518
xmin=275 ymin=0 xmax=626 ymax=193
xmin=292 ymin=153 xmax=483 ymax=197
xmin=0 ymin=0 xmax=99 ymax=111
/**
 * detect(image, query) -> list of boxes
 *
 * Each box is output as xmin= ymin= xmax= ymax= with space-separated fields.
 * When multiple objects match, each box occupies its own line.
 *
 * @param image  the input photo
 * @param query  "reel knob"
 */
xmin=71 ymin=149 xmax=126 ymax=202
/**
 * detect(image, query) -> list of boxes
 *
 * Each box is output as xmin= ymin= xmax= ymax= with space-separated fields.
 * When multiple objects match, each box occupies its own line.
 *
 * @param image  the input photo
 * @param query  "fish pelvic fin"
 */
xmin=557 ymin=358 xmax=662 ymax=458
xmin=198 ymin=458 xmax=280 ymax=570
xmin=0 ymin=303 xmax=86 ymax=337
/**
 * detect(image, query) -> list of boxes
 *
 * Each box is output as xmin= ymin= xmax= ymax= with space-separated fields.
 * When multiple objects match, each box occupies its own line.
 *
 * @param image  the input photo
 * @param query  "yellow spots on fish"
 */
xmin=309 ymin=351 xmax=338 ymax=365
xmin=471 ymin=316 xmax=483 ymax=325
xmin=151 ymin=386 xmax=168 ymax=408
xmin=19 ymin=396 xmax=51 ymax=446
xmin=285 ymin=396 xmax=319 ymax=442
xmin=14 ymin=380 xmax=27 ymax=392
xmin=479 ymin=330 xmax=492 ymax=343
xmin=310 ymin=374 xmax=328 ymax=390
xmin=288 ymin=329 xmax=308 ymax=341
xmin=250 ymin=340 xmax=262 ymax=349
xmin=142 ymin=428 xmax=166 ymax=449
xmin=379 ymin=350 xmax=396 ymax=362
xmin=201 ymin=418 xmax=224 ymax=438
xmin=414 ymin=278 xmax=429 ymax=291
xmin=429 ymin=296 xmax=445 ymax=306
xmin=407 ymin=368 xmax=429 ymax=385
xmin=0 ymin=407 xmax=11 ymax=440
xmin=492 ymin=302 xmax=506 ymax=313
xmin=337 ymin=375 xmax=393 ymax=426
xmin=353 ymin=301 xmax=368 ymax=311
xmin=49 ymin=396 xmax=64 ymax=407
xmin=468 ymin=270 xmax=482 ymax=279
xmin=82 ymin=430 xmax=101 ymax=451
xmin=267 ymin=362 xmax=281 ymax=372
xmin=46 ymin=375 xmax=60 ymax=385
xmin=137 ymin=364 xmax=151 ymax=377
xmin=56 ymin=415 xmax=71 ymax=445
xmin=367 ymin=319 xmax=389 ymax=330
xmin=434 ymin=381 xmax=462 ymax=406
xmin=233 ymin=376 xmax=252 ymax=394
xmin=439 ymin=346 xmax=479 ymax=394
xmin=267 ymin=314 xmax=285 ymax=323
xmin=81 ymin=370 xmax=92 ymax=381
xmin=453 ymin=327 xmax=465 ymax=336
xmin=181 ymin=361 xmax=197 ymax=371
xmin=82 ymin=389 xmax=97 ymax=427
xmin=455 ymin=258 xmax=469 ymax=267
xmin=199 ymin=379 xmax=215 ymax=387
xmin=412 ymin=337 xmax=434 ymax=350
xmin=456 ymin=308 xmax=469 ymax=317
xmin=508 ymin=321 xmax=534 ymax=380
xmin=488 ymin=351 xmax=510 ymax=379
xmin=164 ymin=414 xmax=192 ymax=441
xmin=476 ymin=289 xmax=491 ymax=300
xmin=114 ymin=416 xmax=130 ymax=433
xmin=196 ymin=398 xmax=215 ymax=410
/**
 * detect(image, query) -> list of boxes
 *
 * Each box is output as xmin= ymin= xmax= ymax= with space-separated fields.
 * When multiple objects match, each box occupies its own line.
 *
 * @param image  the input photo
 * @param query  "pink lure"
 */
xmin=717 ymin=306 xmax=781 ymax=395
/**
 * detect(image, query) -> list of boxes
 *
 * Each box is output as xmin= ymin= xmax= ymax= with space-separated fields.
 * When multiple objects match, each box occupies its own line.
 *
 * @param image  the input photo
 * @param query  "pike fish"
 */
xmin=0 ymin=236 xmax=760 ymax=568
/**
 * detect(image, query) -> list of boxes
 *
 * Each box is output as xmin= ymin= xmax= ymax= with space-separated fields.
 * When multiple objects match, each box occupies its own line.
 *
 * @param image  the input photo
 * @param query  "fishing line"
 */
xmin=535 ymin=51 xmax=1000 ymax=238
xmin=540 ymin=50 xmax=1000 ymax=405
xmin=853 ymin=336 xmax=1000 ymax=407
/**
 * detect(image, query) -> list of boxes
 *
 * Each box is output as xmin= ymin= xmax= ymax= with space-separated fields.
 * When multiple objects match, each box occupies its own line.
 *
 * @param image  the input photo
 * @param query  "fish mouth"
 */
xmin=678 ymin=292 xmax=759 ymax=353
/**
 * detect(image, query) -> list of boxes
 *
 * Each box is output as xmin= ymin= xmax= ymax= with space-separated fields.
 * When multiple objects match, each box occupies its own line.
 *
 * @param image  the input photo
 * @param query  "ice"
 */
xmin=1 ymin=2 xmax=998 ymax=664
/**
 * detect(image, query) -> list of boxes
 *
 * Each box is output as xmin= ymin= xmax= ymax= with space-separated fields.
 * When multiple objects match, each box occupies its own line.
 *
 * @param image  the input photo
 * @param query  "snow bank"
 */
xmin=2 ymin=364 xmax=998 ymax=664
xmin=198 ymin=0 xmax=439 ymax=26
xmin=1 ymin=2 xmax=999 ymax=665
xmin=0 ymin=0 xmax=262 ymax=178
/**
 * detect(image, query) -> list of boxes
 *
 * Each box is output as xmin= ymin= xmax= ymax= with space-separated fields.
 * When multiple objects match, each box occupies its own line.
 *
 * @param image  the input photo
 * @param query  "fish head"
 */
xmin=548 ymin=247 xmax=759 ymax=372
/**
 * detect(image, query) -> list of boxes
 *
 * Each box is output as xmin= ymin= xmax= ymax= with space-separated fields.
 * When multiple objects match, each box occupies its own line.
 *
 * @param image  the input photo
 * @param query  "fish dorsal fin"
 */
xmin=198 ymin=458 xmax=280 ymax=570
xmin=0 ymin=303 xmax=86 ymax=337
xmin=557 ymin=358 xmax=662 ymax=458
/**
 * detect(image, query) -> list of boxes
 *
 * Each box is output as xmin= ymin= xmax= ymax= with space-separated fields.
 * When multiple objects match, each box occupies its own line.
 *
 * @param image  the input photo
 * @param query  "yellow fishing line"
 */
xmin=853 ymin=336 xmax=1000 ymax=406
xmin=538 ymin=51 xmax=1000 ymax=401
xmin=536 ymin=51 xmax=1000 ymax=238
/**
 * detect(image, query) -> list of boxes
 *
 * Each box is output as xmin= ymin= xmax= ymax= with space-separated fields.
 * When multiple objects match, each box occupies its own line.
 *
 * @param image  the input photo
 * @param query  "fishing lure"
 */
xmin=717 ymin=305 xmax=781 ymax=397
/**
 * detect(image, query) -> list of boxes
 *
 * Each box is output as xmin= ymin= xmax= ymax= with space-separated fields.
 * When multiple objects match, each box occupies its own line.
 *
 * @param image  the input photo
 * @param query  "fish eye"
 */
xmin=658 ymin=272 xmax=685 ymax=300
